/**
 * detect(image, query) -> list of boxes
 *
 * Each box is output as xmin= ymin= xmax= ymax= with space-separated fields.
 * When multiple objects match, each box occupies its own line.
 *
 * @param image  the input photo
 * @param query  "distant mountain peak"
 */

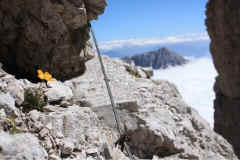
xmin=159 ymin=47 xmax=168 ymax=51
xmin=122 ymin=47 xmax=188 ymax=69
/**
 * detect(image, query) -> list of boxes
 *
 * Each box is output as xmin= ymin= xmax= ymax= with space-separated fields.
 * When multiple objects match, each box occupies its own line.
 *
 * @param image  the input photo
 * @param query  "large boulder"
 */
xmin=206 ymin=0 xmax=240 ymax=157
xmin=0 ymin=0 xmax=106 ymax=81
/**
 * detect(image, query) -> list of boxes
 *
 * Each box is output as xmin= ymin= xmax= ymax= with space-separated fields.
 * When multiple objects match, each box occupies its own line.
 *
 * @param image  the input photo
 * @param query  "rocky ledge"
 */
xmin=0 ymin=55 xmax=237 ymax=160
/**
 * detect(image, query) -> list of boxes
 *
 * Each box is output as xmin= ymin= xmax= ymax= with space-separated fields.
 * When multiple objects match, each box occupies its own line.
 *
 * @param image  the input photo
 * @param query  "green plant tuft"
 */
xmin=6 ymin=116 xmax=22 ymax=135
xmin=129 ymin=70 xmax=141 ymax=78
xmin=22 ymin=88 xmax=48 ymax=112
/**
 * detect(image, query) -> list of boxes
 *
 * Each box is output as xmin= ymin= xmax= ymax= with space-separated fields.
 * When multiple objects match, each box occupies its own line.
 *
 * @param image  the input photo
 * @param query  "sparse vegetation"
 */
xmin=22 ymin=88 xmax=48 ymax=112
xmin=6 ymin=116 xmax=22 ymax=135
xmin=125 ymin=65 xmax=142 ymax=78
xmin=21 ymin=69 xmax=55 ymax=112
xmin=128 ymin=70 xmax=141 ymax=78
xmin=0 ymin=113 xmax=22 ymax=135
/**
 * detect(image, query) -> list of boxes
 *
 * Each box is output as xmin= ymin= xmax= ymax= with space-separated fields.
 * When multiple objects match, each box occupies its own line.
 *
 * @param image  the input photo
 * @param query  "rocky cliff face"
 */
xmin=122 ymin=48 xmax=188 ymax=69
xmin=206 ymin=0 xmax=240 ymax=157
xmin=0 ymin=0 xmax=106 ymax=82
xmin=0 ymin=56 xmax=238 ymax=160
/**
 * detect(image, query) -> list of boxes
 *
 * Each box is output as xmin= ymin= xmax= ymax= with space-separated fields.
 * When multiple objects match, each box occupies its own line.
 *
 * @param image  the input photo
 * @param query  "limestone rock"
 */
xmin=0 ymin=108 xmax=6 ymax=117
xmin=29 ymin=110 xmax=41 ymax=122
xmin=60 ymin=139 xmax=74 ymax=155
xmin=0 ymin=65 xmax=128 ymax=160
xmin=121 ymin=58 xmax=153 ymax=79
xmin=141 ymin=67 xmax=154 ymax=78
xmin=0 ymin=93 xmax=17 ymax=117
xmin=0 ymin=132 xmax=48 ymax=160
xmin=46 ymin=81 xmax=73 ymax=103
xmin=66 ymin=56 xmax=237 ymax=159
xmin=25 ymin=105 xmax=123 ymax=160
xmin=0 ymin=0 xmax=106 ymax=81
xmin=7 ymin=81 xmax=24 ymax=106
xmin=206 ymin=0 xmax=240 ymax=157
xmin=0 ymin=52 xmax=238 ymax=159
xmin=136 ymin=67 xmax=147 ymax=78
xmin=0 ymin=71 xmax=25 ymax=106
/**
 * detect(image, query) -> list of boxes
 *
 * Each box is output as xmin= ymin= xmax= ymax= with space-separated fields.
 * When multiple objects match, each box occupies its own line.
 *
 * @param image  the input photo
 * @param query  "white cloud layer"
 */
xmin=153 ymin=57 xmax=217 ymax=127
xmin=100 ymin=33 xmax=210 ymax=51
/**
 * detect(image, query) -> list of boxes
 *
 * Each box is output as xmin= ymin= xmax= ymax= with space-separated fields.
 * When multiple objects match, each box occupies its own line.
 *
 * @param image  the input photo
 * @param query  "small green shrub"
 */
xmin=22 ymin=88 xmax=48 ymax=112
xmin=0 ymin=113 xmax=22 ymax=135
xmin=6 ymin=116 xmax=22 ymax=135
xmin=125 ymin=66 xmax=141 ymax=78
xmin=129 ymin=70 xmax=141 ymax=78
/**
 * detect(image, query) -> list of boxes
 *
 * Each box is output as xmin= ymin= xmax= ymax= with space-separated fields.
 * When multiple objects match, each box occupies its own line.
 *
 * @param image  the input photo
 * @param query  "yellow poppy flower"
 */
xmin=37 ymin=69 xmax=43 ymax=75
xmin=37 ymin=69 xmax=55 ymax=81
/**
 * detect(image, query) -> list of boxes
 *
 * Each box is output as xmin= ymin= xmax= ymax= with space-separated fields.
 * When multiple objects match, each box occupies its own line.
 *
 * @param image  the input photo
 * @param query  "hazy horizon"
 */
xmin=100 ymin=38 xmax=210 ymax=58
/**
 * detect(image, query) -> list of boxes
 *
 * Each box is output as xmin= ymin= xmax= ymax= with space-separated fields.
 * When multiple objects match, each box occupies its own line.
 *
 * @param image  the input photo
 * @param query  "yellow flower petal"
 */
xmin=36 ymin=69 xmax=55 ymax=81
xmin=37 ymin=69 xmax=45 ymax=80
xmin=38 ymin=74 xmax=45 ymax=80
xmin=37 ymin=69 xmax=43 ymax=75
xmin=44 ymin=72 xmax=52 ymax=81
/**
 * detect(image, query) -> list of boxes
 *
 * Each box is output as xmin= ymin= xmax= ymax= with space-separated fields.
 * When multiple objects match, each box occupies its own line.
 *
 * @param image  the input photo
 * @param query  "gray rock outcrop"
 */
xmin=0 ymin=54 xmax=238 ymax=159
xmin=46 ymin=81 xmax=73 ymax=103
xmin=0 ymin=132 xmax=48 ymax=160
xmin=0 ymin=0 xmax=106 ymax=81
xmin=65 ymin=56 xmax=238 ymax=159
xmin=0 ymin=68 xmax=129 ymax=160
xmin=122 ymin=48 xmax=188 ymax=69
xmin=123 ymin=60 xmax=153 ymax=79
xmin=206 ymin=0 xmax=240 ymax=158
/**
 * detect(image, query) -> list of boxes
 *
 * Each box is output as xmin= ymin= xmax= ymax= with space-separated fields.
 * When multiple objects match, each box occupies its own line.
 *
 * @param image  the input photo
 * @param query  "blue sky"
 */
xmin=92 ymin=0 xmax=209 ymax=42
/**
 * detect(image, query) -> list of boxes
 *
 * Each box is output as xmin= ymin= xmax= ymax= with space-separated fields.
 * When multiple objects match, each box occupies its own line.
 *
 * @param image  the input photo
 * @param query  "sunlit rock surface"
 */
xmin=0 ymin=49 xmax=238 ymax=159
xmin=65 ymin=56 xmax=237 ymax=159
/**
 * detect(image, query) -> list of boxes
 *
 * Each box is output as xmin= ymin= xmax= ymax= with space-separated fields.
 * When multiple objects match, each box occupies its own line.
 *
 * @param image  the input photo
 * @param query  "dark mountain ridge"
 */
xmin=122 ymin=47 xmax=188 ymax=69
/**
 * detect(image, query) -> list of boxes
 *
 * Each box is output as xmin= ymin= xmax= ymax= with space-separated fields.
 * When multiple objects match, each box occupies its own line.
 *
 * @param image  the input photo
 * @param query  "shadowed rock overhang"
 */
xmin=0 ymin=0 xmax=107 ymax=82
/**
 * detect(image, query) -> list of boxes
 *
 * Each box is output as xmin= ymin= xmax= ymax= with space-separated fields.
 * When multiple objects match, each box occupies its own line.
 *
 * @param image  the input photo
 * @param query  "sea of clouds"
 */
xmin=153 ymin=57 xmax=217 ymax=127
